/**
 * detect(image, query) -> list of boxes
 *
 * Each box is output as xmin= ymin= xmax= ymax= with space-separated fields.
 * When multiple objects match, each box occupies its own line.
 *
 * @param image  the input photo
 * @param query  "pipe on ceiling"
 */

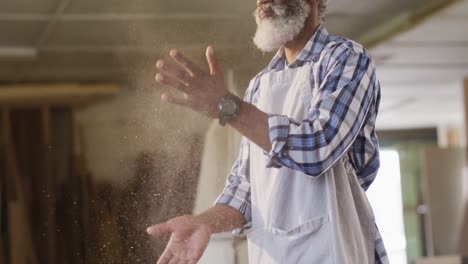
xmin=359 ymin=0 xmax=462 ymax=49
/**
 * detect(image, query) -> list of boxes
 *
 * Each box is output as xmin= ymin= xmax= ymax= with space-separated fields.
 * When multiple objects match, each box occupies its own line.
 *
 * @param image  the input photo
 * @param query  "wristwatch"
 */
xmin=217 ymin=94 xmax=240 ymax=126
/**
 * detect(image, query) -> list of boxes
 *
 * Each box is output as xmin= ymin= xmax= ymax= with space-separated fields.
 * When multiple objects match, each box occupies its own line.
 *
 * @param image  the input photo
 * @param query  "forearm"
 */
xmin=194 ymin=204 xmax=247 ymax=234
xmin=229 ymin=101 xmax=271 ymax=152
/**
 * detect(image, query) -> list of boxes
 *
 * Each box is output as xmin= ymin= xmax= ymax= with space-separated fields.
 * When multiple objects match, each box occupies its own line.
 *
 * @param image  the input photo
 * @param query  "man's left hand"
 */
xmin=155 ymin=45 xmax=229 ymax=118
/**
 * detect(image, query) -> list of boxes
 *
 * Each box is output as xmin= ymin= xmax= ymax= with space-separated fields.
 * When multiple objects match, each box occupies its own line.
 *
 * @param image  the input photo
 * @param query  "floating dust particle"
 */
xmin=83 ymin=5 xmax=219 ymax=262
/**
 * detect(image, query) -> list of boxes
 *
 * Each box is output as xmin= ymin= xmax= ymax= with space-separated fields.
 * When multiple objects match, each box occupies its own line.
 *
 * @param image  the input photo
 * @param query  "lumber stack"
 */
xmin=0 ymin=107 xmax=203 ymax=263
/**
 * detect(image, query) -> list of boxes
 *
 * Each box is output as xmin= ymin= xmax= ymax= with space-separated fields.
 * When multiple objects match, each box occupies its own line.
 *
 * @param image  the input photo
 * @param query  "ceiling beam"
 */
xmin=378 ymin=63 xmax=468 ymax=69
xmin=0 ymin=13 xmax=244 ymax=22
xmin=362 ymin=0 xmax=462 ymax=49
xmin=379 ymin=80 xmax=462 ymax=86
xmin=0 ymin=14 xmax=49 ymax=21
xmin=62 ymin=13 xmax=245 ymax=21
xmin=38 ymin=44 xmax=248 ymax=53
xmin=435 ymin=14 xmax=468 ymax=20
xmin=386 ymin=41 xmax=468 ymax=47
xmin=0 ymin=47 xmax=37 ymax=59
xmin=0 ymin=83 xmax=119 ymax=107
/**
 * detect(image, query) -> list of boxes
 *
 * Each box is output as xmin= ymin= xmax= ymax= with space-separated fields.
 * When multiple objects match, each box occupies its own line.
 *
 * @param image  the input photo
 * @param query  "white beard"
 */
xmin=253 ymin=0 xmax=310 ymax=52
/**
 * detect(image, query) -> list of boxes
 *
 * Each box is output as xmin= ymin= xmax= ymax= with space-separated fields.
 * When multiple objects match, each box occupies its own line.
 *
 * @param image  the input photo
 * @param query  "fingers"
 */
xmin=170 ymin=49 xmax=204 ymax=77
xmin=175 ymin=258 xmax=195 ymax=264
xmin=155 ymin=248 xmax=197 ymax=264
xmin=147 ymin=222 xmax=173 ymax=238
xmin=157 ymin=256 xmax=195 ymax=264
xmin=156 ymin=247 xmax=173 ymax=264
xmin=205 ymin=45 xmax=221 ymax=76
xmin=167 ymin=257 xmax=180 ymax=264
xmin=159 ymin=258 xmax=191 ymax=264
xmin=161 ymin=92 xmax=189 ymax=106
xmin=156 ymin=252 xmax=173 ymax=264
xmin=157 ymin=254 xmax=195 ymax=264
xmin=156 ymin=60 xmax=191 ymax=83
xmin=157 ymin=249 xmax=193 ymax=264
xmin=156 ymin=74 xmax=190 ymax=94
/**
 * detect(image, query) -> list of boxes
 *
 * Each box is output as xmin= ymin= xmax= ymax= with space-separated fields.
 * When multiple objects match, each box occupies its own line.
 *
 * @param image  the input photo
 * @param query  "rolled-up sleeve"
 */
xmin=215 ymin=136 xmax=252 ymax=234
xmin=214 ymin=76 xmax=264 ymax=234
xmin=266 ymin=47 xmax=377 ymax=177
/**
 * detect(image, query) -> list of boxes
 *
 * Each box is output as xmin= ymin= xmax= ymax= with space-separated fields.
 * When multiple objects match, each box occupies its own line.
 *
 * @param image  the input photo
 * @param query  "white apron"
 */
xmin=247 ymin=63 xmax=376 ymax=264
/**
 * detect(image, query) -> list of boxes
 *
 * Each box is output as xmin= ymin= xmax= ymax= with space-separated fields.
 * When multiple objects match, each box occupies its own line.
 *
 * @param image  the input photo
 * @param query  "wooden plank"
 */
xmin=74 ymin=124 xmax=94 ymax=263
xmin=2 ymin=110 xmax=16 ymax=202
xmin=460 ymin=78 xmax=468 ymax=255
xmin=2 ymin=109 xmax=38 ymax=264
xmin=465 ymin=78 xmax=468 ymax=164
xmin=41 ymin=106 xmax=57 ymax=264
xmin=0 ymin=111 xmax=6 ymax=264
xmin=0 ymin=84 xmax=119 ymax=108
xmin=422 ymin=147 xmax=465 ymax=254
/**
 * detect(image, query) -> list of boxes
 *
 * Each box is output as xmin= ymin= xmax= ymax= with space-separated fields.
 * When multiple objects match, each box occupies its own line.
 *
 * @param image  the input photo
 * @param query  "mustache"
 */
xmin=260 ymin=3 xmax=274 ymax=12
xmin=255 ymin=3 xmax=286 ymax=17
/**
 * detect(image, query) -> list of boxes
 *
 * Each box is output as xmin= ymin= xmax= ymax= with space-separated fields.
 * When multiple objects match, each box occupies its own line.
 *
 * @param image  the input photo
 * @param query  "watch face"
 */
xmin=221 ymin=100 xmax=237 ymax=115
xmin=218 ymin=95 xmax=239 ymax=126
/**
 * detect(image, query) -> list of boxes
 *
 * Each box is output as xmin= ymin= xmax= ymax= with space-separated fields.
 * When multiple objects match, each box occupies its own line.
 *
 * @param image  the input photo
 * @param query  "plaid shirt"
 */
xmin=216 ymin=25 xmax=388 ymax=263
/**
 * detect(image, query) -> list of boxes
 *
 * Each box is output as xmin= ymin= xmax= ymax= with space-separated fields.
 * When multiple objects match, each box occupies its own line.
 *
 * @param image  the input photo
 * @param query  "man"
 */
xmin=147 ymin=0 xmax=388 ymax=263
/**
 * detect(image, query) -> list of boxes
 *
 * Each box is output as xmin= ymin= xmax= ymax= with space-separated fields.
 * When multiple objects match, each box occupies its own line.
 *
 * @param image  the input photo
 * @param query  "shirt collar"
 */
xmin=267 ymin=24 xmax=330 ymax=70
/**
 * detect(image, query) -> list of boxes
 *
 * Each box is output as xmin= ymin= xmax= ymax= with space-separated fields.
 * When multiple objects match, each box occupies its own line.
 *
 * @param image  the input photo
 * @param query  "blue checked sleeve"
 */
xmin=214 ymin=77 xmax=261 ymax=234
xmin=267 ymin=47 xmax=377 ymax=177
xmin=215 ymin=136 xmax=252 ymax=234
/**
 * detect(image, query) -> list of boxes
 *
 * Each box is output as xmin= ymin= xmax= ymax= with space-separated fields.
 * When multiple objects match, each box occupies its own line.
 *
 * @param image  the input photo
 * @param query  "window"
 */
xmin=367 ymin=150 xmax=407 ymax=264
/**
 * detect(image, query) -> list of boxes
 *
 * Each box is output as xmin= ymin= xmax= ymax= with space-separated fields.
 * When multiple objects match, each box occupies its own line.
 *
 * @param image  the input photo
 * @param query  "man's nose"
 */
xmin=257 ymin=0 xmax=274 ymax=8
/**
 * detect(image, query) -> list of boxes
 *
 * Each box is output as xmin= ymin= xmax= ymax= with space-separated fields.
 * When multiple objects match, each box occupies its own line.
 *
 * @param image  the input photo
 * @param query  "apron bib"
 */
xmin=247 ymin=64 xmax=376 ymax=264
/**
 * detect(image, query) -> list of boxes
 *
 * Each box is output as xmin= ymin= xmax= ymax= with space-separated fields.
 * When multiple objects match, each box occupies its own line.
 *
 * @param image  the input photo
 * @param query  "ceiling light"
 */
xmin=0 ymin=46 xmax=37 ymax=60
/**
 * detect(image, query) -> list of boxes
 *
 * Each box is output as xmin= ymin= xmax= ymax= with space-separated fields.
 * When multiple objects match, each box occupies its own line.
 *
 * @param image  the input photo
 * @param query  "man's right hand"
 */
xmin=147 ymin=215 xmax=212 ymax=264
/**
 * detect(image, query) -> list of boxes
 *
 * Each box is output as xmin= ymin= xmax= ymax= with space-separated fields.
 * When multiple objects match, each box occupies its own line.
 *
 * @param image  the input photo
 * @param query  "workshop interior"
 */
xmin=1 ymin=0 xmax=468 ymax=263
